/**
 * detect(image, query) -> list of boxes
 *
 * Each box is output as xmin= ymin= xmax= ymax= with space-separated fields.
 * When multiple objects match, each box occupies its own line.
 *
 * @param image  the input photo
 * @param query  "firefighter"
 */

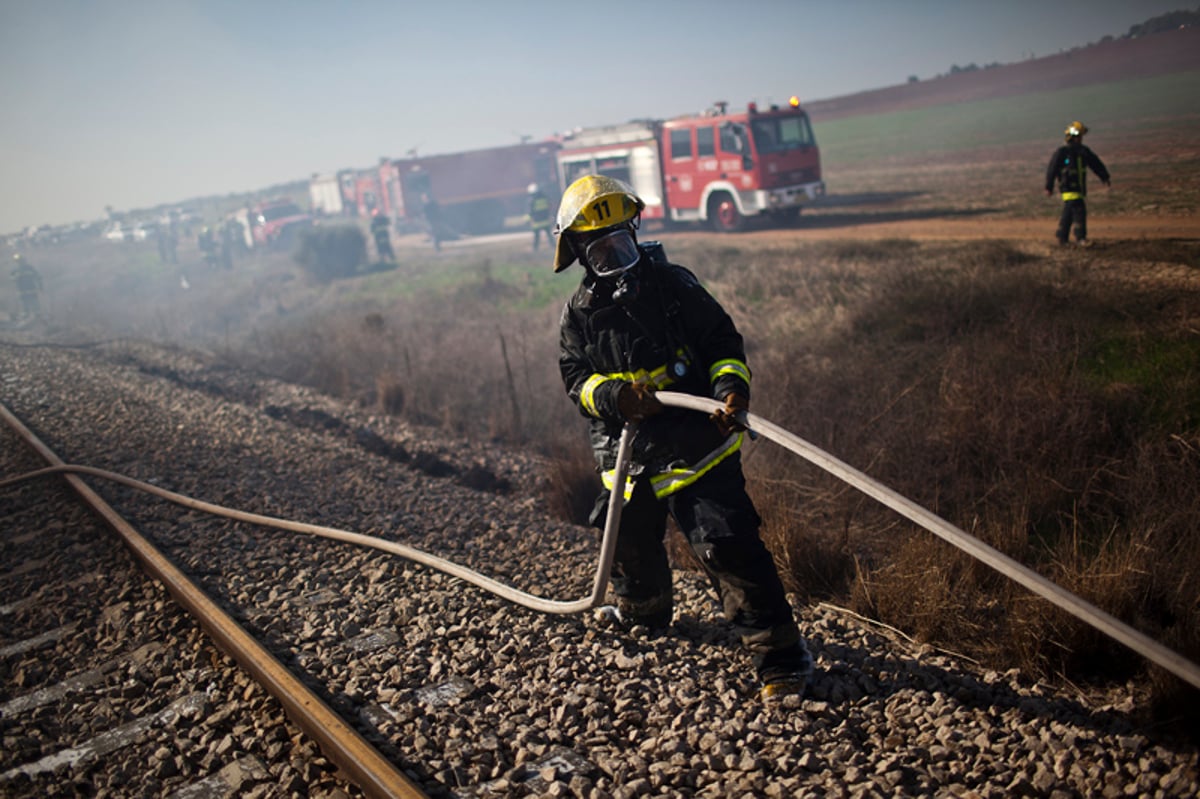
xmin=218 ymin=220 xmax=235 ymax=270
xmin=1045 ymin=121 xmax=1110 ymax=247
xmin=11 ymin=253 xmax=43 ymax=319
xmin=155 ymin=223 xmax=171 ymax=264
xmin=370 ymin=210 xmax=395 ymax=262
xmin=528 ymin=183 xmax=553 ymax=251
xmin=554 ymin=174 xmax=814 ymax=700
xmin=421 ymin=193 xmax=443 ymax=252
xmin=198 ymin=226 xmax=219 ymax=268
xmin=165 ymin=218 xmax=179 ymax=264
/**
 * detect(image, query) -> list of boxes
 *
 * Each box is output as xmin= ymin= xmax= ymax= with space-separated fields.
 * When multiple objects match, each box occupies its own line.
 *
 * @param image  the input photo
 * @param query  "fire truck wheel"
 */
xmin=708 ymin=192 xmax=744 ymax=233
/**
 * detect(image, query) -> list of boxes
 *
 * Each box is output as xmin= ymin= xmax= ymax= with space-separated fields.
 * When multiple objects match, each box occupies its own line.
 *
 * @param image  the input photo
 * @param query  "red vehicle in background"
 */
xmin=306 ymin=141 xmax=560 ymax=238
xmin=380 ymin=140 xmax=561 ymax=236
xmin=557 ymin=97 xmax=824 ymax=231
xmin=250 ymin=200 xmax=315 ymax=249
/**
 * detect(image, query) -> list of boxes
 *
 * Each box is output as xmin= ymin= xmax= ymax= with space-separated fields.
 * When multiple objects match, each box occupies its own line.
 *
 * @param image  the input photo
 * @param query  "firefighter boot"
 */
xmin=758 ymin=643 xmax=815 ymax=702
xmin=592 ymin=594 xmax=672 ymax=637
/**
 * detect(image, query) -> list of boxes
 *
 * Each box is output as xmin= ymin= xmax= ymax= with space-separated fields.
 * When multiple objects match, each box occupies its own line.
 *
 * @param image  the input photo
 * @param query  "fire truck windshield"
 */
xmin=259 ymin=203 xmax=304 ymax=222
xmin=751 ymin=115 xmax=816 ymax=154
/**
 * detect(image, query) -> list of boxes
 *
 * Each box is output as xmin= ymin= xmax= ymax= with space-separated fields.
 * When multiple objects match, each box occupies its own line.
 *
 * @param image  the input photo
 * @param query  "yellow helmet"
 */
xmin=1065 ymin=121 xmax=1088 ymax=142
xmin=554 ymin=174 xmax=644 ymax=273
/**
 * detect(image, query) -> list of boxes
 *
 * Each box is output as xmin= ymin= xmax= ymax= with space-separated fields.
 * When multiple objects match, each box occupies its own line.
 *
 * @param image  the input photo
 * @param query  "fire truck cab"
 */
xmin=558 ymin=98 xmax=824 ymax=232
xmin=249 ymin=200 xmax=314 ymax=249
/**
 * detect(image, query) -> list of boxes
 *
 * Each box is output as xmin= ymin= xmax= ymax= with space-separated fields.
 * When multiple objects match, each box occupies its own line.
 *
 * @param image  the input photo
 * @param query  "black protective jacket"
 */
xmin=1045 ymin=142 xmax=1110 ymax=199
xmin=559 ymin=244 xmax=751 ymax=493
xmin=529 ymin=192 xmax=552 ymax=229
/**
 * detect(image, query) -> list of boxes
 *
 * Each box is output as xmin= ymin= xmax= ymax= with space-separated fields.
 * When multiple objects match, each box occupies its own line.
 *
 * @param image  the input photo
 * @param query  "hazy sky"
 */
xmin=0 ymin=0 xmax=1190 ymax=233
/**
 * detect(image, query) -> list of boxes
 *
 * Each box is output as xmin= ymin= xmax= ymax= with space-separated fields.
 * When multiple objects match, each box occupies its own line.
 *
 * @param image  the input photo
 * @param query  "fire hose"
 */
xmin=3 ymin=393 xmax=1199 ymax=690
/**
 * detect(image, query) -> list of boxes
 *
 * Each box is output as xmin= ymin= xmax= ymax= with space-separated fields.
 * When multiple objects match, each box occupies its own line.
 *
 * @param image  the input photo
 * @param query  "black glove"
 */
xmin=710 ymin=392 xmax=749 ymax=437
xmin=617 ymin=382 xmax=663 ymax=422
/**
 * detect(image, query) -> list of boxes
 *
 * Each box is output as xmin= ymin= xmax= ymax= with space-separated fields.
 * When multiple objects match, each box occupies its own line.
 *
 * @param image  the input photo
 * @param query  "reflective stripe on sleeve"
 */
xmin=580 ymin=374 xmax=612 ymax=418
xmin=709 ymin=358 xmax=751 ymax=386
xmin=583 ymin=355 xmax=692 ymax=418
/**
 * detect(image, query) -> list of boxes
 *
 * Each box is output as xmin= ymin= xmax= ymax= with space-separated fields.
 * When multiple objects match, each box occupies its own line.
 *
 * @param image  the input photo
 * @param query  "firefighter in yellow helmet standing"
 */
xmin=1045 ymin=121 xmax=1110 ymax=247
xmin=554 ymin=174 xmax=814 ymax=700
xmin=527 ymin=183 xmax=553 ymax=251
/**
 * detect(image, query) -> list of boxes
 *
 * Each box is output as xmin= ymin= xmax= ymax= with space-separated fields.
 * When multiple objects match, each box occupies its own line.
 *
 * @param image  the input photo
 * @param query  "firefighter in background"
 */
xmin=421 ymin=193 xmax=443 ymax=252
xmin=370 ymin=210 xmax=395 ymax=262
xmin=1045 ymin=121 xmax=1110 ymax=247
xmin=527 ymin=183 xmax=553 ymax=251
xmin=11 ymin=253 xmax=43 ymax=319
xmin=198 ymin=225 xmax=219 ymax=268
xmin=218 ymin=220 xmax=235 ymax=270
xmin=554 ymin=175 xmax=814 ymax=700
xmin=155 ymin=223 xmax=172 ymax=264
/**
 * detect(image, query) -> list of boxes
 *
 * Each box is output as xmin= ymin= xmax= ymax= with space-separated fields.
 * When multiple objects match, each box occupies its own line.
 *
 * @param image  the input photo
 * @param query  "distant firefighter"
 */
xmin=422 ymin=193 xmax=443 ymax=252
xmin=1045 ymin=121 xmax=1110 ymax=247
xmin=527 ymin=183 xmax=552 ymax=251
xmin=370 ymin=211 xmax=395 ymax=261
xmin=156 ymin=224 xmax=172 ymax=264
xmin=218 ymin=221 xmax=235 ymax=270
xmin=11 ymin=253 xmax=43 ymax=319
xmin=198 ymin=226 xmax=219 ymax=268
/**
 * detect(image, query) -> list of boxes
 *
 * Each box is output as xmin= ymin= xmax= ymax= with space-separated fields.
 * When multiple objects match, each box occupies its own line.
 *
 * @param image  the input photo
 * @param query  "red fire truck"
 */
xmin=249 ymin=199 xmax=315 ymax=249
xmin=379 ymin=140 xmax=562 ymax=236
xmin=556 ymin=98 xmax=824 ymax=232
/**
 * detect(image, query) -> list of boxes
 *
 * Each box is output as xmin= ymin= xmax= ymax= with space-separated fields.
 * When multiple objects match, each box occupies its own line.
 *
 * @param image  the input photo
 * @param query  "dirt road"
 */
xmin=745 ymin=213 xmax=1200 ymax=243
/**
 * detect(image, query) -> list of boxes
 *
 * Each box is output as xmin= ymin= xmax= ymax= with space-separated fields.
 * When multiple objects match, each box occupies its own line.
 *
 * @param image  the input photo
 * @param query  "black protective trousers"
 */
xmin=531 ymin=225 xmax=553 ymax=251
xmin=1057 ymin=198 xmax=1088 ymax=243
xmin=589 ymin=454 xmax=805 ymax=668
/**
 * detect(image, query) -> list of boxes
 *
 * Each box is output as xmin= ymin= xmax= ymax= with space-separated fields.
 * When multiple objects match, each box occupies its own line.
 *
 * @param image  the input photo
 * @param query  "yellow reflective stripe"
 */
xmin=709 ymin=358 xmax=751 ymax=385
xmin=608 ymin=364 xmax=667 ymax=386
xmin=601 ymin=432 xmax=743 ymax=501
xmin=585 ymin=350 xmax=700 ymax=419
xmin=649 ymin=432 xmax=743 ymax=498
xmin=1061 ymin=192 xmax=1082 ymax=201
xmin=580 ymin=374 xmax=612 ymax=417
xmin=600 ymin=469 xmax=636 ymax=502
xmin=589 ymin=354 xmax=690 ymax=400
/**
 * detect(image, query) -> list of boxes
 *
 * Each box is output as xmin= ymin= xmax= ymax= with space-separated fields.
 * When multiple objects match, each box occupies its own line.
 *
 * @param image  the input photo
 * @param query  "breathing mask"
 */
xmin=577 ymin=228 xmax=639 ymax=305
xmin=584 ymin=228 xmax=641 ymax=279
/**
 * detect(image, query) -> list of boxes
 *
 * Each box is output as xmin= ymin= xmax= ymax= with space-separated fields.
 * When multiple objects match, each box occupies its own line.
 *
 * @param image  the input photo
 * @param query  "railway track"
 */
xmin=0 ymin=420 xmax=386 ymax=797
xmin=2 ymin=337 xmax=1198 ymax=798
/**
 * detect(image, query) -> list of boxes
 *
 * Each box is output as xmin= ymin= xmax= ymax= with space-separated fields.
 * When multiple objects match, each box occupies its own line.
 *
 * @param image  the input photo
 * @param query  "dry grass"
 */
xmin=716 ymin=236 xmax=1200 ymax=718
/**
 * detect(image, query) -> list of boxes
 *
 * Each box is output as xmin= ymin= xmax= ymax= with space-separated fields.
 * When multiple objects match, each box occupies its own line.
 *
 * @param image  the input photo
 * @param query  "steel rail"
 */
xmin=654 ymin=391 xmax=1200 ymax=692
xmin=0 ymin=401 xmax=429 ymax=799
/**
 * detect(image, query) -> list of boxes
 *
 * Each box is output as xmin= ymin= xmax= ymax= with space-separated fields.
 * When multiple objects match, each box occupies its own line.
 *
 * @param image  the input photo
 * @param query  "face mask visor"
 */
xmin=584 ymin=229 xmax=640 ymax=278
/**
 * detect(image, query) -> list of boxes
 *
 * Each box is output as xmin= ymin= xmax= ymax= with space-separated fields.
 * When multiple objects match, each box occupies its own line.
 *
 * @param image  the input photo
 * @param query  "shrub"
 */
xmin=293 ymin=225 xmax=366 ymax=282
